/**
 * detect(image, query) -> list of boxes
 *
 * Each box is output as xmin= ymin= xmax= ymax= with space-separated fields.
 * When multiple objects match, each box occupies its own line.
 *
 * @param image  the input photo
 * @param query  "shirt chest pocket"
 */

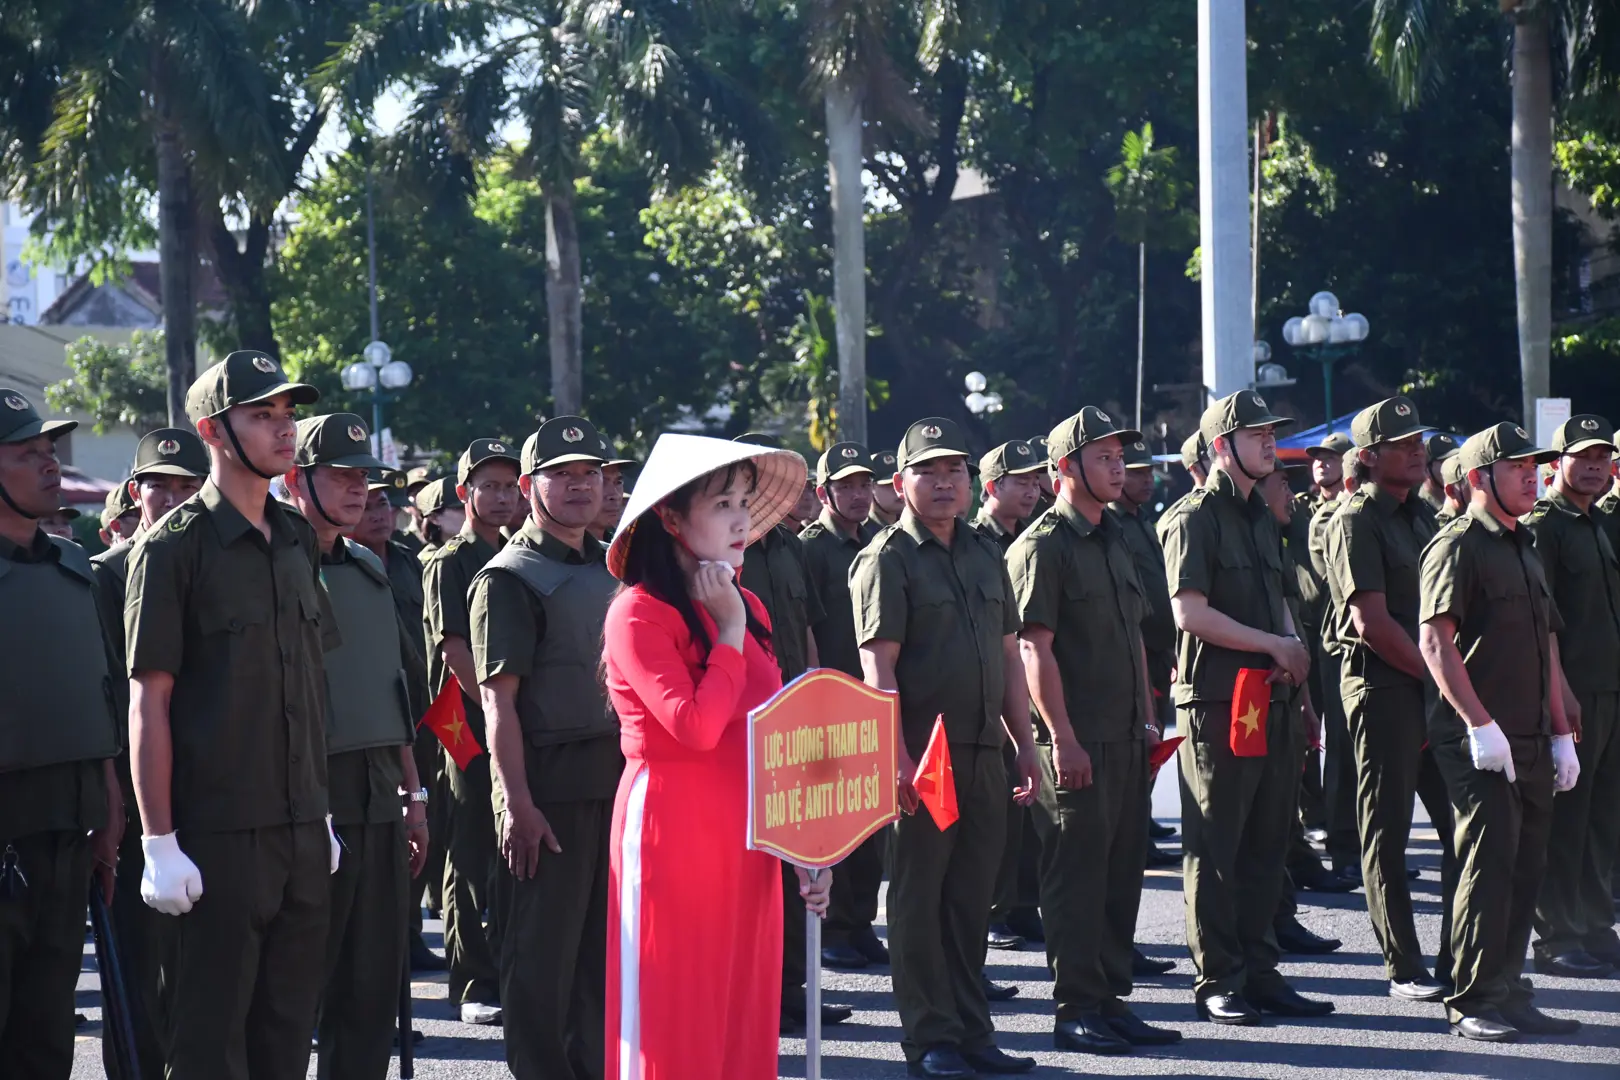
xmin=974 ymin=577 xmax=1005 ymax=634
xmin=197 ymin=598 xmax=268 ymax=640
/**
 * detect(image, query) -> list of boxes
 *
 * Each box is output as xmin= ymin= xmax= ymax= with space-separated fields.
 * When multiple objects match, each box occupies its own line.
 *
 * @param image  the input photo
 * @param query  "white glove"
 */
xmin=1551 ymin=733 xmax=1581 ymax=793
xmin=140 ymin=833 xmax=204 ymax=915
xmin=326 ymin=814 xmax=342 ymax=875
xmin=1467 ymin=720 xmax=1517 ymax=783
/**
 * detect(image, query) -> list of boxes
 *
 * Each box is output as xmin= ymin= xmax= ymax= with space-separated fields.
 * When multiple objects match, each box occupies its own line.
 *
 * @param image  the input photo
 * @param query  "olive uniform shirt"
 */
xmin=851 ymin=513 xmax=1021 ymax=758
xmin=1595 ymin=489 xmax=1620 ymax=550
xmin=422 ymin=524 xmax=502 ymax=738
xmin=393 ymin=529 xmax=426 ymax=559
xmin=1111 ymin=501 xmax=1175 ymax=693
xmin=1309 ymin=498 xmax=1349 ymax=657
xmin=799 ymin=510 xmax=872 ymax=679
xmin=321 ymin=542 xmax=409 ymax=826
xmin=468 ymin=519 xmax=622 ymax=802
xmin=1 ymin=530 xmax=110 ymax=838
xmin=1419 ymin=506 xmax=1563 ymax=739
xmin=90 ymin=540 xmax=137 ymax=813
xmin=1324 ymin=484 xmax=1436 ymax=696
xmin=969 ymin=509 xmax=1019 ymax=554
xmin=743 ymin=523 xmax=823 ymax=681
xmin=384 ymin=538 xmax=427 ymax=664
xmin=1161 ymin=469 xmax=1291 ymax=706
xmin=124 ymin=483 xmax=339 ymax=832
xmin=1008 ymin=501 xmax=1150 ymax=743
xmin=1522 ymin=488 xmax=1620 ymax=697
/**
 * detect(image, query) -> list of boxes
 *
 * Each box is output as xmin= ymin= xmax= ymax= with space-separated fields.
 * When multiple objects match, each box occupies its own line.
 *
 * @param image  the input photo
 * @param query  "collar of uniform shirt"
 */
xmin=1465 ymin=501 xmax=1530 ymax=545
xmin=1051 ymin=494 xmax=1111 ymax=539
xmin=519 ymin=514 xmax=599 ymax=565
xmin=1366 ymin=482 xmax=1413 ymax=517
xmin=899 ymin=510 xmax=961 ymax=548
xmin=1206 ymin=466 xmax=1269 ymax=519
xmin=1544 ymin=484 xmax=1599 ymax=521
xmin=816 ymin=507 xmax=864 ymax=544
xmin=0 ymin=526 xmax=56 ymax=563
xmin=201 ymin=480 xmax=297 ymax=547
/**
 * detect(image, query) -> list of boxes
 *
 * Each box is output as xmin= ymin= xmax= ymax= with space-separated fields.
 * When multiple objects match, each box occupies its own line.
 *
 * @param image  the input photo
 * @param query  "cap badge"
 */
xmin=1514 ymin=426 xmax=1528 ymax=439
xmin=392 ymin=473 xmax=407 ymax=488
xmin=840 ymin=446 xmax=859 ymax=458
xmin=3 ymin=394 xmax=26 ymax=411
xmin=1015 ymin=444 xmax=1030 ymax=456
xmin=157 ymin=439 xmax=180 ymax=456
xmin=1096 ymin=410 xmax=1111 ymax=423
xmin=347 ymin=424 xmax=367 ymax=443
xmin=1581 ymin=418 xmax=1600 ymax=432
xmin=598 ymin=436 xmax=610 ymax=450
xmin=561 ymin=427 xmax=584 ymax=444
xmin=1252 ymin=394 xmax=1268 ymax=410
xmin=1394 ymin=402 xmax=1411 ymax=417
xmin=250 ymin=356 xmax=277 ymax=374
xmin=1134 ymin=441 xmax=1146 ymax=450
xmin=921 ymin=424 xmax=943 ymax=439
xmin=488 ymin=441 xmax=507 ymax=453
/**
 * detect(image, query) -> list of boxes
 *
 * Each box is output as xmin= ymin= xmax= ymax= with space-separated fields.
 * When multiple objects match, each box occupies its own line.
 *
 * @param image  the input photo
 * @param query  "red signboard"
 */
xmin=747 ymin=669 xmax=899 ymax=870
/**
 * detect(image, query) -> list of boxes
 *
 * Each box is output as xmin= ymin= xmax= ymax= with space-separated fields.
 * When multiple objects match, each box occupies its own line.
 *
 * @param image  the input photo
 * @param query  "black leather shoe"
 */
xmin=409 ymin=937 xmax=447 ymax=972
xmin=1450 ymin=1010 xmax=1519 ymax=1042
xmin=1053 ymin=1013 xmax=1132 ymax=1054
xmin=962 ymin=1045 xmax=1037 ymax=1073
xmin=1297 ymin=866 xmax=1359 ymax=894
xmin=1006 ymin=909 xmax=1046 ymax=944
xmin=1389 ymin=975 xmax=1447 ymax=1002
xmin=1332 ymin=862 xmax=1363 ymax=885
xmin=1146 ymin=843 xmax=1182 ymax=868
xmin=821 ymin=1003 xmax=853 ymax=1026
xmin=1275 ymin=918 xmax=1342 ymax=955
xmin=986 ymin=922 xmax=1025 ymax=950
xmin=1534 ymin=950 xmax=1614 ymax=979
xmin=1500 ymin=1002 xmax=1581 ymax=1035
xmin=907 ymin=1046 xmax=975 ymax=1079
xmin=1104 ymin=1008 xmax=1183 ymax=1046
xmin=1407 ymin=866 xmax=1421 ymax=880
xmin=821 ymin=943 xmax=870 ymax=970
xmin=1195 ymin=993 xmax=1260 ymax=1025
xmin=851 ymin=926 xmax=891 ymax=966
xmin=1585 ymin=938 xmax=1620 ymax=965
xmin=1304 ymin=826 xmax=1328 ymax=844
xmin=981 ymin=972 xmax=1019 ymax=1001
xmin=1132 ymin=948 xmax=1176 ymax=976
xmin=1244 ymin=984 xmax=1336 ymax=1017
xmin=1148 ymin=818 xmax=1177 ymax=840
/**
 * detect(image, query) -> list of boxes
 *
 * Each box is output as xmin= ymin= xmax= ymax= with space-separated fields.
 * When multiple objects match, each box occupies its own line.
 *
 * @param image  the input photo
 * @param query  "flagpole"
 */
xmin=806 ymin=867 xmax=823 ymax=1080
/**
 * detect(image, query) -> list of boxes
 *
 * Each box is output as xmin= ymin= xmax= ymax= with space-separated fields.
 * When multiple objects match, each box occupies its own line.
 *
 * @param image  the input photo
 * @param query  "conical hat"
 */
xmin=607 ymin=433 xmax=808 ymax=580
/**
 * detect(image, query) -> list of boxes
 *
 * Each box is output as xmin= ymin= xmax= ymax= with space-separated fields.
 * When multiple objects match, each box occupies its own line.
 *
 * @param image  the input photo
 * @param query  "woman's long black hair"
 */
xmin=619 ymin=461 xmax=773 ymax=658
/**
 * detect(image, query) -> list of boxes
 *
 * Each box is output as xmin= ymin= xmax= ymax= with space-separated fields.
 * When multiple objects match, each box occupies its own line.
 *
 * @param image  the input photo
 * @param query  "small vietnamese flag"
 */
xmin=420 ymin=677 xmax=483 ymax=770
xmin=1230 ymin=668 xmax=1270 ymax=758
xmin=913 ymin=716 xmax=959 ymax=831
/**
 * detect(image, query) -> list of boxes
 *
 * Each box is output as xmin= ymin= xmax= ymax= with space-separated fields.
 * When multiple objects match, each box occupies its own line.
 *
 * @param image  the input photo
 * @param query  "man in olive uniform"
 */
xmin=424 ymin=438 xmax=521 ymax=1024
xmin=1418 ymin=422 xmax=1582 ymax=1040
xmin=416 ymin=477 xmax=465 ymax=560
xmin=1010 ymin=407 xmax=1181 ymax=1055
xmin=101 ymin=481 xmax=141 ymax=549
xmin=1292 ymin=432 xmax=1351 ymax=839
xmin=283 ymin=415 xmax=430 ymax=1078
xmin=1419 ymin=433 xmax=1461 ymax=514
xmin=801 ymin=442 xmax=890 ymax=971
xmin=1027 ymin=436 xmax=1056 ymax=517
xmin=1161 ymin=390 xmax=1333 ymax=1025
xmin=124 ymin=352 xmax=341 ymax=1079
xmin=472 ymin=416 xmax=623 ymax=1080
xmin=587 ymin=434 xmax=637 ymax=542
xmin=1323 ymin=397 xmax=1456 ymax=1000
xmin=972 ymin=440 xmax=1046 ymax=952
xmin=1528 ymin=415 xmax=1620 ymax=977
xmin=869 ymin=449 xmax=903 ymax=529
xmin=852 ymin=417 xmax=1042 ymax=1079
xmin=1435 ymin=454 xmax=1470 ymax=527
xmin=90 ymin=426 xmax=208 ymax=1079
xmin=0 ymin=389 xmax=122 ymax=1079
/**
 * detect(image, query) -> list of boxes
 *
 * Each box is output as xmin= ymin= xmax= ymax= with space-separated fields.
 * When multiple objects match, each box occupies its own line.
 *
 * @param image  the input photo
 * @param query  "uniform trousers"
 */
xmin=0 ymin=830 xmax=92 ymax=1080
xmin=824 ymin=831 xmax=885 ymax=951
xmin=317 ymin=820 xmax=408 ymax=1080
xmin=443 ymin=749 xmax=502 ymax=1007
xmin=105 ymin=821 xmax=167 ymax=1079
xmin=1534 ymin=691 xmax=1620 ymax=958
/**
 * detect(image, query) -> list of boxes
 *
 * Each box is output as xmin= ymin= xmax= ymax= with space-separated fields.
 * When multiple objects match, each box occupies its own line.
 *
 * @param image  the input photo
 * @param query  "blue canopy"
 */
xmin=1277 ymin=412 xmax=1361 ymax=449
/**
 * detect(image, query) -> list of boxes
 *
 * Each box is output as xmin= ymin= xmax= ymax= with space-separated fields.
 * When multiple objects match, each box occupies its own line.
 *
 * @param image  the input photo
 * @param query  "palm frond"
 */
xmin=1369 ymin=0 xmax=1450 ymax=106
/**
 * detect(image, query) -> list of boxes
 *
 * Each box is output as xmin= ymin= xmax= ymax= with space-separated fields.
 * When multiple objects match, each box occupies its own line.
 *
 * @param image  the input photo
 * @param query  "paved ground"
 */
xmin=73 ymin=750 xmax=1620 ymax=1078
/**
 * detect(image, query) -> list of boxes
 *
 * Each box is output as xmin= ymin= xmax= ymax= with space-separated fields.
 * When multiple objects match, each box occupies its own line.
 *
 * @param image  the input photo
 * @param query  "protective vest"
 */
xmin=480 ymin=544 xmax=618 ymax=748
xmin=0 ymin=538 xmax=121 ymax=773
xmin=321 ymin=542 xmax=415 ymax=754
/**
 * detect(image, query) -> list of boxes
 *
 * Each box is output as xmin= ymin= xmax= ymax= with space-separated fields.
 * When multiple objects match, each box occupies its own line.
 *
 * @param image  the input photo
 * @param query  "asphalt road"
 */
xmin=73 ymin=750 xmax=1620 ymax=1079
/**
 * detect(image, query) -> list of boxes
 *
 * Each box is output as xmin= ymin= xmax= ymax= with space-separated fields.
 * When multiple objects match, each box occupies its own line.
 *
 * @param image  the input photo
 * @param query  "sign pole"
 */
xmin=806 ymin=867 xmax=823 ymax=1080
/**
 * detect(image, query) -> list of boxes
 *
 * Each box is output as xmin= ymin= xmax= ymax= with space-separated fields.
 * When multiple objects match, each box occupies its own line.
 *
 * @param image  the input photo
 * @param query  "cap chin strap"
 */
xmin=219 ymin=412 xmax=282 ymax=482
xmin=1075 ymin=456 xmax=1109 ymax=506
xmin=301 ymin=465 xmax=346 ymax=529
xmin=1483 ymin=465 xmax=1506 ymax=518
xmin=0 ymin=479 xmax=39 ymax=520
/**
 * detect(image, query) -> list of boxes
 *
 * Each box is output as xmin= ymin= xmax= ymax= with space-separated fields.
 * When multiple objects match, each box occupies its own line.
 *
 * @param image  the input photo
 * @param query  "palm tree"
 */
xmin=1370 ymin=0 xmax=1619 ymax=424
xmin=326 ymin=0 xmax=751 ymax=416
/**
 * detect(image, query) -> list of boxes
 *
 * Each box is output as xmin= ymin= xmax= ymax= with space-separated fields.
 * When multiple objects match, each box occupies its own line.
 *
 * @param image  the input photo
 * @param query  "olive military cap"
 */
xmin=1048 ymin=406 xmax=1142 ymax=463
xmin=0 ymin=388 xmax=76 ymax=443
xmin=184 ymin=351 xmax=318 ymax=424
xmin=1199 ymin=389 xmax=1294 ymax=446
xmin=51 ymin=505 xmax=81 ymax=522
xmin=1306 ymin=431 xmax=1354 ymax=460
xmin=1426 ymin=431 xmax=1462 ymax=463
xmin=456 ymin=437 xmax=521 ymax=486
xmin=132 ymin=427 xmax=208 ymax=479
xmin=1123 ymin=438 xmax=1153 ymax=469
xmin=1550 ymin=414 xmax=1616 ymax=456
xmin=869 ymin=448 xmax=899 ymax=481
xmin=101 ymin=480 xmax=137 ymax=528
xmin=1350 ymin=395 xmax=1432 ymax=448
xmin=405 ymin=465 xmax=432 ymax=493
xmin=371 ymin=468 xmax=412 ymax=508
xmin=817 ymin=441 xmax=874 ymax=485
xmin=1025 ymin=436 xmax=1050 ymax=466
xmin=978 ymin=440 xmax=1044 ymax=486
xmin=1458 ymin=422 xmax=1559 ymax=473
xmin=295 ymin=413 xmax=389 ymax=470
xmin=898 ymin=417 xmax=970 ymax=470
xmin=416 ymin=476 xmax=463 ymax=515
xmin=596 ymin=433 xmax=638 ymax=469
xmin=1441 ymin=454 xmax=1466 ymax=488
xmin=523 ymin=415 xmax=607 ymax=474
xmin=1179 ymin=431 xmax=1207 ymax=472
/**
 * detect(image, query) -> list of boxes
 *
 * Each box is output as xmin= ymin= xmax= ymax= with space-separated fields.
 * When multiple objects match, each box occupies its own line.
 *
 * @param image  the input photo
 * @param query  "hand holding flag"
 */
xmin=420 ymin=677 xmax=483 ymax=770
xmin=913 ymin=716 xmax=959 ymax=831
xmin=1230 ymin=668 xmax=1270 ymax=758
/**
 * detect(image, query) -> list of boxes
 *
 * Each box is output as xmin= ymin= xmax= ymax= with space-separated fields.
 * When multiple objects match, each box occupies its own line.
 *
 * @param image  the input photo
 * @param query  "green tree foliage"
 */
xmin=44 ymin=331 xmax=169 ymax=435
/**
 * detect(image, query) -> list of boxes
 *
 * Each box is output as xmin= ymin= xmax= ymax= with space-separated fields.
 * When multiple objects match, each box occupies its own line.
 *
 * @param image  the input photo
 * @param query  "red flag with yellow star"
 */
xmin=1230 ymin=668 xmax=1270 ymax=757
xmin=420 ymin=677 xmax=483 ymax=769
xmin=913 ymin=716 xmax=959 ymax=830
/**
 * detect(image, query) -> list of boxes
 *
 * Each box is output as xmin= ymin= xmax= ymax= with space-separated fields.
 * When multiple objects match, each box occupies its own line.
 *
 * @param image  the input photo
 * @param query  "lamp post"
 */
xmin=1252 ymin=338 xmax=1297 ymax=391
xmin=963 ymin=371 xmax=1004 ymax=418
xmin=1281 ymin=291 xmax=1369 ymax=432
xmin=339 ymin=167 xmax=413 ymax=463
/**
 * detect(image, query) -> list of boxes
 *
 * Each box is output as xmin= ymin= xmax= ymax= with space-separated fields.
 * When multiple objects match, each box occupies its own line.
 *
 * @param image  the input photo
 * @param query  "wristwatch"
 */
xmin=408 ymin=788 xmax=430 ymax=805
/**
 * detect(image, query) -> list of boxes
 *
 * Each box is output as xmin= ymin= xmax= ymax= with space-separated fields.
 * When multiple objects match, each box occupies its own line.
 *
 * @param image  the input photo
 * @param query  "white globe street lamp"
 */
xmin=1280 ymin=291 xmax=1371 ymax=432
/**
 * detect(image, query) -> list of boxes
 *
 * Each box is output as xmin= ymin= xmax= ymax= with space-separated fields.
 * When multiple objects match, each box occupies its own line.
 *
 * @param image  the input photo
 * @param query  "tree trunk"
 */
xmin=154 ymin=103 xmax=196 ymax=426
xmin=544 ymin=188 xmax=584 ymax=417
xmin=205 ymin=212 xmax=279 ymax=358
xmin=826 ymin=80 xmax=867 ymax=445
xmin=1511 ymin=14 xmax=1552 ymax=426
